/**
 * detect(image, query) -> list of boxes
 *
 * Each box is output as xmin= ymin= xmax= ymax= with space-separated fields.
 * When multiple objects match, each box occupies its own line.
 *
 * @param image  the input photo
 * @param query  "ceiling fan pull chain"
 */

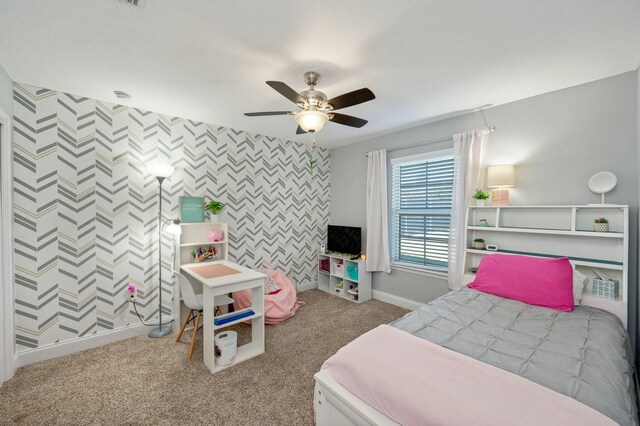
xmin=309 ymin=134 xmax=318 ymax=173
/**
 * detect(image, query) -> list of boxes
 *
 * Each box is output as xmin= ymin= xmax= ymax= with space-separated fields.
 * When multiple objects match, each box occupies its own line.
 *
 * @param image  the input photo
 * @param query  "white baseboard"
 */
xmin=372 ymin=290 xmax=423 ymax=311
xmin=297 ymin=282 xmax=317 ymax=292
xmin=14 ymin=317 xmax=173 ymax=369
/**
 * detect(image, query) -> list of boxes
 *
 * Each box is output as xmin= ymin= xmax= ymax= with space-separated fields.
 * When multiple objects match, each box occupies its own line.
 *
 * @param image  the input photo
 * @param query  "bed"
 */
xmin=314 ymin=287 xmax=638 ymax=425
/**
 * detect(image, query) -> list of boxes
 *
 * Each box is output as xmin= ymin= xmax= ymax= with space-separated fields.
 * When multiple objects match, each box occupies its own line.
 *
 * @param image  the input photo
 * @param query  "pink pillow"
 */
xmin=468 ymin=254 xmax=574 ymax=312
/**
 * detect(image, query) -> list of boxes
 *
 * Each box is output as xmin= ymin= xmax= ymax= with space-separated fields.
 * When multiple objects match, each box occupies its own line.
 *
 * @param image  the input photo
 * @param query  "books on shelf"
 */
xmin=213 ymin=308 xmax=255 ymax=326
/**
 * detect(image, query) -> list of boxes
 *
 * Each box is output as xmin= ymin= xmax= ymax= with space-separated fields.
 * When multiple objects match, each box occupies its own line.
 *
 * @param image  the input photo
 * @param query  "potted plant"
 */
xmin=473 ymin=238 xmax=485 ymax=250
xmin=472 ymin=188 xmax=490 ymax=206
xmin=594 ymin=217 xmax=609 ymax=233
xmin=204 ymin=200 xmax=225 ymax=223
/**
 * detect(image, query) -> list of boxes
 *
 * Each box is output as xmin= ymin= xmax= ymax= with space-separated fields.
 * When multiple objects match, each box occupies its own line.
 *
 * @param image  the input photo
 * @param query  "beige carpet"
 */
xmin=0 ymin=290 xmax=408 ymax=425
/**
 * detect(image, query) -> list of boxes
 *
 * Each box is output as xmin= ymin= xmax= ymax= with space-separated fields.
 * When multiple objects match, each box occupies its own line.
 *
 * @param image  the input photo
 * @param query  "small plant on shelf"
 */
xmin=473 ymin=238 xmax=485 ymax=250
xmin=204 ymin=200 xmax=225 ymax=223
xmin=594 ymin=217 xmax=609 ymax=233
xmin=472 ymin=189 xmax=490 ymax=206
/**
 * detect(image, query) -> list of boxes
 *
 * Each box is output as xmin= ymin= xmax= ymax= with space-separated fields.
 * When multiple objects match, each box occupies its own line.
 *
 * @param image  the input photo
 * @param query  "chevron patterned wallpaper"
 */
xmin=12 ymin=82 xmax=330 ymax=352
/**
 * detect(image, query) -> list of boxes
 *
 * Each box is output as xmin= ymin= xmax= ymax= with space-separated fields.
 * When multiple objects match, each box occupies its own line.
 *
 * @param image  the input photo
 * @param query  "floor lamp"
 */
xmin=147 ymin=161 xmax=181 ymax=338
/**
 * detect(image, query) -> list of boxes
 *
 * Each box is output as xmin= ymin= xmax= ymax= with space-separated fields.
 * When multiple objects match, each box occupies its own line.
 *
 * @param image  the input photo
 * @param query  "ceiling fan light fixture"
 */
xmin=245 ymin=72 xmax=375 ymax=135
xmin=295 ymin=110 xmax=329 ymax=133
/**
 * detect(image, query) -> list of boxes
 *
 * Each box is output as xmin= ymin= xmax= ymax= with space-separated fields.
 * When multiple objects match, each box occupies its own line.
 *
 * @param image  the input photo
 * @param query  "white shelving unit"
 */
xmin=180 ymin=261 xmax=265 ymax=374
xmin=172 ymin=222 xmax=229 ymax=332
xmin=177 ymin=222 xmax=228 ymax=264
xmin=463 ymin=205 xmax=629 ymax=327
xmin=317 ymin=253 xmax=371 ymax=303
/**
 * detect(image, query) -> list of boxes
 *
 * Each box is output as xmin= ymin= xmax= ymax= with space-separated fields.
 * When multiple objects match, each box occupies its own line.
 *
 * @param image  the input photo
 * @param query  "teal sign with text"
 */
xmin=180 ymin=197 xmax=204 ymax=223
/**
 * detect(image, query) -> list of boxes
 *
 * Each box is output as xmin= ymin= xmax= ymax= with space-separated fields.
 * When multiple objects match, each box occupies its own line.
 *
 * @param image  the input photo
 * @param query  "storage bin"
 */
xmin=592 ymin=278 xmax=619 ymax=300
xmin=319 ymin=258 xmax=330 ymax=272
xmin=347 ymin=289 xmax=359 ymax=301
xmin=346 ymin=265 xmax=358 ymax=281
xmin=215 ymin=331 xmax=237 ymax=366
xmin=334 ymin=262 xmax=344 ymax=277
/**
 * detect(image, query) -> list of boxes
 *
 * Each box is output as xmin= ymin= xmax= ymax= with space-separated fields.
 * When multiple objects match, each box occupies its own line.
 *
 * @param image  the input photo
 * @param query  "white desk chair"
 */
xmin=174 ymin=270 xmax=234 ymax=361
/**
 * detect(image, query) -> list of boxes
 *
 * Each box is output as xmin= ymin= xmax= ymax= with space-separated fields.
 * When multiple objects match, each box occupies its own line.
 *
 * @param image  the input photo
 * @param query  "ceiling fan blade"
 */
xmin=296 ymin=125 xmax=307 ymax=135
xmin=330 ymin=113 xmax=368 ymax=128
xmin=244 ymin=111 xmax=293 ymax=117
xmin=266 ymin=81 xmax=305 ymax=105
xmin=327 ymin=88 xmax=375 ymax=110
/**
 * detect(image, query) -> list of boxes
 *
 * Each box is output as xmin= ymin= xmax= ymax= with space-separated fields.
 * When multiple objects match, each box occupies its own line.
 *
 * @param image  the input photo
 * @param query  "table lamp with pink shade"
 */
xmin=487 ymin=164 xmax=515 ymax=206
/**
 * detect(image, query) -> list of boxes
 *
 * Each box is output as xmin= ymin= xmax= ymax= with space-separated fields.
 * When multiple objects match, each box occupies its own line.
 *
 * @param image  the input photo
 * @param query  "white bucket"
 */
xmin=215 ymin=331 xmax=237 ymax=366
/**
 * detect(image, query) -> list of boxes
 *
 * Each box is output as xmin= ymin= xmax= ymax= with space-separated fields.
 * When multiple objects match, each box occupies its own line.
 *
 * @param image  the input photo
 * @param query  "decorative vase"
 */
xmin=473 ymin=242 xmax=485 ymax=250
xmin=207 ymin=213 xmax=220 ymax=223
xmin=475 ymin=199 xmax=486 ymax=206
xmin=594 ymin=222 xmax=609 ymax=233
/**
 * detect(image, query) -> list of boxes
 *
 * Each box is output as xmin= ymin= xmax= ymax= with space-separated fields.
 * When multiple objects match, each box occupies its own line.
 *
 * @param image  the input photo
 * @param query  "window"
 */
xmin=391 ymin=149 xmax=454 ymax=273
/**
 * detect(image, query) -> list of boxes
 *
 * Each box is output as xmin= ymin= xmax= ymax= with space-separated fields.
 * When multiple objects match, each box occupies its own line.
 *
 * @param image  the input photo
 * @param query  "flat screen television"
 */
xmin=327 ymin=225 xmax=362 ymax=255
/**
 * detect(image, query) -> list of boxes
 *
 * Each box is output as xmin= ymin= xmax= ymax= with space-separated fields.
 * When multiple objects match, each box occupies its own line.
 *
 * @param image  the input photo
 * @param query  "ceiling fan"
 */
xmin=244 ymin=71 xmax=375 ymax=134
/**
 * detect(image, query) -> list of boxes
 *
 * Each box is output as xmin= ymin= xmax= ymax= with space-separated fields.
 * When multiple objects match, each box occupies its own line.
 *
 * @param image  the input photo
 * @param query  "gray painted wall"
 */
xmin=636 ymin=65 xmax=640 ymax=362
xmin=0 ymin=64 xmax=11 ymax=115
xmin=330 ymin=72 xmax=638 ymax=343
xmin=0 ymin=64 xmax=13 ymax=382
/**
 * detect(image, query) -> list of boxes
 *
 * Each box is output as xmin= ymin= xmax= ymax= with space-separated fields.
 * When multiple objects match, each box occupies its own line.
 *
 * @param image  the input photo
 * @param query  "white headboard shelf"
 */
xmin=463 ymin=205 xmax=629 ymax=327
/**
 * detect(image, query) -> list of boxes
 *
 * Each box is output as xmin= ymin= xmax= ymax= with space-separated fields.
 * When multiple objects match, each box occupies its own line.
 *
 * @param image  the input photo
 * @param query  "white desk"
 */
xmin=180 ymin=260 xmax=265 ymax=374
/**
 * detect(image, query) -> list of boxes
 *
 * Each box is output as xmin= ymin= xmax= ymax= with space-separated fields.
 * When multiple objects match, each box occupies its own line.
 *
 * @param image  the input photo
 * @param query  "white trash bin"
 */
xmin=215 ymin=331 xmax=237 ymax=366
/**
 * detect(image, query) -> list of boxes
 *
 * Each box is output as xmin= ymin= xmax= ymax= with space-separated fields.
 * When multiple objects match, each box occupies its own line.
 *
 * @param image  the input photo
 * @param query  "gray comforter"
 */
xmin=391 ymin=287 xmax=638 ymax=425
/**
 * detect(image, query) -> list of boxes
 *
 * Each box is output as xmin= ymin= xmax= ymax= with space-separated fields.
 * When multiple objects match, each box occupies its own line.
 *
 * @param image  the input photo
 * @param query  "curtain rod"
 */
xmin=364 ymin=126 xmax=495 ymax=156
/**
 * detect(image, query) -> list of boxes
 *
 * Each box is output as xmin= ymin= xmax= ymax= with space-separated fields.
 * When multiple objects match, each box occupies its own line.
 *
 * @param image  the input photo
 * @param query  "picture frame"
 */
xmin=180 ymin=196 xmax=204 ymax=223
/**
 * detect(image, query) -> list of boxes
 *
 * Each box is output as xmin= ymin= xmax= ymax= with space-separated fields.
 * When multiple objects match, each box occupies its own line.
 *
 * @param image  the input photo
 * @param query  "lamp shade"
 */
xmin=147 ymin=160 xmax=175 ymax=178
xmin=487 ymin=164 xmax=515 ymax=188
xmin=165 ymin=219 xmax=182 ymax=235
xmin=294 ymin=110 xmax=329 ymax=133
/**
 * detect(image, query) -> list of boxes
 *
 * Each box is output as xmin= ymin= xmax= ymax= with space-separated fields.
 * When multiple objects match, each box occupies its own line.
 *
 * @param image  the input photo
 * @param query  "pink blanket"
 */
xmin=233 ymin=269 xmax=304 ymax=324
xmin=322 ymin=325 xmax=616 ymax=426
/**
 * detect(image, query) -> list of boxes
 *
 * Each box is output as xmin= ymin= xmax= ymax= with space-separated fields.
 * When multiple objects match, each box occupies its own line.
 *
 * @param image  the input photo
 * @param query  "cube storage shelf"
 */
xmin=317 ymin=254 xmax=371 ymax=303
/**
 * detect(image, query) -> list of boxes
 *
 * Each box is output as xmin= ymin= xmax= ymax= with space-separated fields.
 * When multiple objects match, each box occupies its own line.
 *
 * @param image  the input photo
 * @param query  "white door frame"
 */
xmin=0 ymin=106 xmax=15 ymax=383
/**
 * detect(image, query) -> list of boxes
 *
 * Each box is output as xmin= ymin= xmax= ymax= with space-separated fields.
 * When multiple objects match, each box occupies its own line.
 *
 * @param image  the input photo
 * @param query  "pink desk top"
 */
xmin=189 ymin=263 xmax=241 ymax=279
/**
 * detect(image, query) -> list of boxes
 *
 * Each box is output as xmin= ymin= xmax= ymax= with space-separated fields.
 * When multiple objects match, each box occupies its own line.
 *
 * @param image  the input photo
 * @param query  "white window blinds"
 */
xmin=391 ymin=153 xmax=454 ymax=270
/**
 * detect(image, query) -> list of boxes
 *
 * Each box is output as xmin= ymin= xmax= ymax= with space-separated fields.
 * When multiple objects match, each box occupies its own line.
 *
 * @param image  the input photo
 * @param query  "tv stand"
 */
xmin=317 ymin=253 xmax=371 ymax=303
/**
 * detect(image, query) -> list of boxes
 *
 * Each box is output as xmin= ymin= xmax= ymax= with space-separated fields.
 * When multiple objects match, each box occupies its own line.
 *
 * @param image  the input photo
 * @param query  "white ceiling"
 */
xmin=1 ymin=1 xmax=639 ymax=149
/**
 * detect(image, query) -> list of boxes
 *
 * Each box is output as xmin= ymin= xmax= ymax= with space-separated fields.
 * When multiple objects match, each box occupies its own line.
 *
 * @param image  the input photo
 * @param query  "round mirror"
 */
xmin=588 ymin=171 xmax=617 ymax=194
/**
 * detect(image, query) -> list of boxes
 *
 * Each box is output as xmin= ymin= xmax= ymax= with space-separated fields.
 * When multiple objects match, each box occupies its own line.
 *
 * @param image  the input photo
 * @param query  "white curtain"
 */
xmin=448 ymin=130 xmax=489 ymax=290
xmin=366 ymin=150 xmax=391 ymax=273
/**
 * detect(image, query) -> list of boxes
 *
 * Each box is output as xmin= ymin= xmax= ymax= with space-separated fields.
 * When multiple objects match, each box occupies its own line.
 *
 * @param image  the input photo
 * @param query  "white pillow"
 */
xmin=573 ymin=269 xmax=588 ymax=305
